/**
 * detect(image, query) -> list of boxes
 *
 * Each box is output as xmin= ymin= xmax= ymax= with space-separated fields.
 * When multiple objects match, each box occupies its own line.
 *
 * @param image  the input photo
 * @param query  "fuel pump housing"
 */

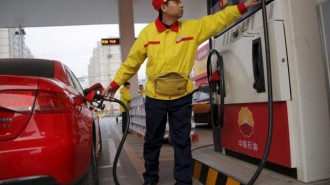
xmin=209 ymin=0 xmax=330 ymax=182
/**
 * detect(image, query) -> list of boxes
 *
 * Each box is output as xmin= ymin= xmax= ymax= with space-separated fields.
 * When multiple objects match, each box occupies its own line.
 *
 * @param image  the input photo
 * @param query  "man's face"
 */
xmin=164 ymin=0 xmax=184 ymax=19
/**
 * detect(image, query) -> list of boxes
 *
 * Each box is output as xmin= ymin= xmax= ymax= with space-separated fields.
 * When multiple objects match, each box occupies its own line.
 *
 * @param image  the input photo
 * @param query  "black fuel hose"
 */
xmin=206 ymin=49 xmax=225 ymax=128
xmin=246 ymin=0 xmax=274 ymax=184
xmin=95 ymin=95 xmax=130 ymax=185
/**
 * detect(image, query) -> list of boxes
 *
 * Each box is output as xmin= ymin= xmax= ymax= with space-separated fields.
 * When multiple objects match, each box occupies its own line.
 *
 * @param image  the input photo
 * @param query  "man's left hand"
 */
xmin=244 ymin=0 xmax=261 ymax=8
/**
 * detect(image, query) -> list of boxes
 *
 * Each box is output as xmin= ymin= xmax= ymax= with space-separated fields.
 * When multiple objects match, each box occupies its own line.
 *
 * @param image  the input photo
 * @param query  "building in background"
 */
xmin=88 ymin=41 xmax=122 ymax=115
xmin=76 ymin=76 xmax=89 ymax=89
xmin=88 ymin=41 xmax=121 ymax=87
xmin=0 ymin=28 xmax=33 ymax=58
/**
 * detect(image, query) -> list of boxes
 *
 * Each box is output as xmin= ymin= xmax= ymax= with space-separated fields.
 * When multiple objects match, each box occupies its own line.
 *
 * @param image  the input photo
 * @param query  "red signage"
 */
xmin=221 ymin=102 xmax=292 ymax=168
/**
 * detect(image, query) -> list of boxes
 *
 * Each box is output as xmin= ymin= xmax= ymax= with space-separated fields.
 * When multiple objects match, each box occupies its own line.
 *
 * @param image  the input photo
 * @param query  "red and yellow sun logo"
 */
xmin=238 ymin=107 xmax=254 ymax=137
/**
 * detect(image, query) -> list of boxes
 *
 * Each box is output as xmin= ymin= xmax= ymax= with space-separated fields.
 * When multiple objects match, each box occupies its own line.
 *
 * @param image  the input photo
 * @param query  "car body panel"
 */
xmin=0 ymin=59 xmax=101 ymax=184
xmin=192 ymin=85 xmax=211 ymax=124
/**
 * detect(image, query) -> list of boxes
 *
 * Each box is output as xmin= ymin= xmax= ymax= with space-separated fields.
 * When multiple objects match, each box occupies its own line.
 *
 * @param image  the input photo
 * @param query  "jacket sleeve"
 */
xmin=192 ymin=4 xmax=244 ymax=45
xmin=113 ymin=30 xmax=148 ymax=86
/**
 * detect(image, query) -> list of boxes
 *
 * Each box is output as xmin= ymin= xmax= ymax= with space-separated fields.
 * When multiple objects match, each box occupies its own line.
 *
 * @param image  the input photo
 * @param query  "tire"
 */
xmin=78 ymin=141 xmax=99 ymax=185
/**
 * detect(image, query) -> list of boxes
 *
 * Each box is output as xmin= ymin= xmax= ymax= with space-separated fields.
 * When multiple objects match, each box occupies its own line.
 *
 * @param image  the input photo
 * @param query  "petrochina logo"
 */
xmin=238 ymin=107 xmax=254 ymax=137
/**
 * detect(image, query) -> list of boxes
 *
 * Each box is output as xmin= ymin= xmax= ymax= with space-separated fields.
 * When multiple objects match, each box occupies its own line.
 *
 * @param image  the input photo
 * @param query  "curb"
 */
xmin=192 ymin=159 xmax=243 ymax=185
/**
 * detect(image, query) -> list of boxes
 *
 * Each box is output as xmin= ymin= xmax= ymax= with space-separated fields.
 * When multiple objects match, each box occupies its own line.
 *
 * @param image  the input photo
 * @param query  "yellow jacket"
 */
xmin=139 ymin=89 xmax=145 ymax=94
xmin=112 ymin=5 xmax=245 ymax=100
xmin=119 ymin=87 xmax=131 ymax=112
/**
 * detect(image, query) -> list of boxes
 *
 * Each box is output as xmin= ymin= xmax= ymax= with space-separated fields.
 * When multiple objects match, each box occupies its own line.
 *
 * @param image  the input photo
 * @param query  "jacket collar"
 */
xmin=155 ymin=17 xmax=179 ymax=32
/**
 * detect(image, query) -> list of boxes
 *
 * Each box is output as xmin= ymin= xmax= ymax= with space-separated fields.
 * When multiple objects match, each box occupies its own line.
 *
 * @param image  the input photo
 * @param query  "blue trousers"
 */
xmin=143 ymin=94 xmax=193 ymax=185
xmin=122 ymin=112 xmax=127 ymax=133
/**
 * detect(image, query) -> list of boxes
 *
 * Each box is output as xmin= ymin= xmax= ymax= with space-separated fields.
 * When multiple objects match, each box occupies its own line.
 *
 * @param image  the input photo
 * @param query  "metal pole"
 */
xmin=21 ymin=33 xmax=23 ymax=58
xmin=16 ymin=26 xmax=25 ymax=58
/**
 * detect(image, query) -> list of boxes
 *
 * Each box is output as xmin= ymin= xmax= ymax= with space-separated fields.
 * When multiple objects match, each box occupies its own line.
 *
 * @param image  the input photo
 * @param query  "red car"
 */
xmin=0 ymin=59 xmax=102 ymax=185
xmin=192 ymin=84 xmax=211 ymax=126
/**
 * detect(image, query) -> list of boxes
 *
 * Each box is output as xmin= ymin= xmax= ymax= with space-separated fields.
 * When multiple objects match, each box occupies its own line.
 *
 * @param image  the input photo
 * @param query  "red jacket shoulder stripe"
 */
xmin=176 ymin=36 xmax=194 ymax=44
xmin=144 ymin=41 xmax=160 ymax=48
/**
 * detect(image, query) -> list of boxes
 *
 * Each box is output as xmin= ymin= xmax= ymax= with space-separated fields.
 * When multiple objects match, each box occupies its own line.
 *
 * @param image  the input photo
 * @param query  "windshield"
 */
xmin=193 ymin=86 xmax=210 ymax=102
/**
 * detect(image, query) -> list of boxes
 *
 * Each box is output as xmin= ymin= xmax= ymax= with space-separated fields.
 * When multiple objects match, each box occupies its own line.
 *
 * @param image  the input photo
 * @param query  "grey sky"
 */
xmin=25 ymin=24 xmax=147 ymax=79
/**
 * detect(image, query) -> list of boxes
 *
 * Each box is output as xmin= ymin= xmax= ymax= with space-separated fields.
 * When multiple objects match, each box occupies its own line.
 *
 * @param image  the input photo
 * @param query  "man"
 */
xmin=120 ymin=82 xmax=131 ymax=134
xmin=102 ymin=0 xmax=261 ymax=184
xmin=139 ymin=84 xmax=145 ymax=94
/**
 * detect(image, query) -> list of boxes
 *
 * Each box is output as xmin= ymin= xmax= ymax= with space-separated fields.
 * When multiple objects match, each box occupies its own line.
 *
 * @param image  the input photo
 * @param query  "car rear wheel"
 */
xmin=78 ymin=141 xmax=99 ymax=185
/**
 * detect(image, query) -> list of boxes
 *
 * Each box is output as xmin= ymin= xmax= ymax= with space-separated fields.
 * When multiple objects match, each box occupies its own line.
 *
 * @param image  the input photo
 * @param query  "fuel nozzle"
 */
xmin=84 ymin=83 xmax=106 ymax=110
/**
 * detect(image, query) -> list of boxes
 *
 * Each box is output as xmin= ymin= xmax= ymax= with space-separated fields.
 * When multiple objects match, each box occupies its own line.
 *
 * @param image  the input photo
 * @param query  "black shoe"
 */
xmin=142 ymin=181 xmax=158 ymax=185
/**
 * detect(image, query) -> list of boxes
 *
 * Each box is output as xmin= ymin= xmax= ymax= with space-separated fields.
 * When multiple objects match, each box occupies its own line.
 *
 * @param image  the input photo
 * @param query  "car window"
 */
xmin=66 ymin=69 xmax=76 ymax=88
xmin=193 ymin=86 xmax=210 ymax=102
xmin=192 ymin=92 xmax=198 ymax=101
xmin=65 ymin=67 xmax=84 ymax=95
xmin=0 ymin=59 xmax=54 ymax=78
xmin=198 ymin=86 xmax=210 ymax=100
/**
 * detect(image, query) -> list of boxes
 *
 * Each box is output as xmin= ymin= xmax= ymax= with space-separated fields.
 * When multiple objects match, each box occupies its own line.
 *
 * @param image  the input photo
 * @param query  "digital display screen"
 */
xmin=101 ymin=38 xmax=120 ymax=45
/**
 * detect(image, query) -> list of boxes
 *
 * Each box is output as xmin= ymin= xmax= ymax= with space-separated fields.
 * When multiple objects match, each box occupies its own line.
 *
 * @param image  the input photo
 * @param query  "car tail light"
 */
xmin=0 ymin=90 xmax=36 ymax=113
xmin=0 ymin=90 xmax=36 ymax=140
xmin=0 ymin=87 xmax=72 ymax=140
xmin=34 ymin=91 xmax=72 ymax=113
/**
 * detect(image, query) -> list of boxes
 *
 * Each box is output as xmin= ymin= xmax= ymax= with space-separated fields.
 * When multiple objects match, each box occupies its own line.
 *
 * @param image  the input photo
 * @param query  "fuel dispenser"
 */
xmin=208 ymin=0 xmax=330 ymax=183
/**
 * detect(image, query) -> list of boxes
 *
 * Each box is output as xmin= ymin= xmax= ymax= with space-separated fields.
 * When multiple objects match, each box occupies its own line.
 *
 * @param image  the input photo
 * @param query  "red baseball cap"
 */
xmin=152 ymin=0 xmax=168 ymax=11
